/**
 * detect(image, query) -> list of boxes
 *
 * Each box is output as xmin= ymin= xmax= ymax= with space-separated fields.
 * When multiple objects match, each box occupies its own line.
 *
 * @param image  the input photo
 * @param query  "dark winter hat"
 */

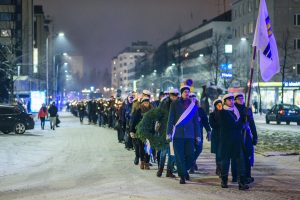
xmin=234 ymin=93 xmax=244 ymax=100
xmin=141 ymin=97 xmax=150 ymax=103
xmin=180 ymin=85 xmax=190 ymax=94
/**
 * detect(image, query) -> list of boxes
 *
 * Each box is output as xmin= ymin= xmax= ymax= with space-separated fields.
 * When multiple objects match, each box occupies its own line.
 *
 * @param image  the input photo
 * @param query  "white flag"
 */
xmin=253 ymin=0 xmax=280 ymax=81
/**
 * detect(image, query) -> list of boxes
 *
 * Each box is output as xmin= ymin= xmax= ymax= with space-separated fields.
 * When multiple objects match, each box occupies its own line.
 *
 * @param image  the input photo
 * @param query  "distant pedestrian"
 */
xmin=48 ymin=102 xmax=58 ymax=130
xmin=77 ymin=101 xmax=86 ymax=123
xmin=38 ymin=104 xmax=48 ymax=130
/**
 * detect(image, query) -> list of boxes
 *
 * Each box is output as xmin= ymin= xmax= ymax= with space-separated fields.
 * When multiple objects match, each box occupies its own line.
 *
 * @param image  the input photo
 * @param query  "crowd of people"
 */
xmin=70 ymin=85 xmax=258 ymax=190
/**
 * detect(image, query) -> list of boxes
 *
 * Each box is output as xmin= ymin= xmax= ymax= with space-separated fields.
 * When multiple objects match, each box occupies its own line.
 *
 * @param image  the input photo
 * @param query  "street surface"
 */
xmin=0 ymin=112 xmax=300 ymax=200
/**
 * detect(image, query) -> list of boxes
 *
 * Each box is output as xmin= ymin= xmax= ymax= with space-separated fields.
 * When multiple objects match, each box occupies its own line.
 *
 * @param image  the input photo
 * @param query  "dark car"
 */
xmin=266 ymin=104 xmax=300 ymax=125
xmin=0 ymin=105 xmax=35 ymax=134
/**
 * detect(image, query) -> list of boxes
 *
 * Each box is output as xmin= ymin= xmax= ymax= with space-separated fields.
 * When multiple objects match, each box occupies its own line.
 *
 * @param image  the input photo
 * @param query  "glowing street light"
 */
xmin=58 ymin=32 xmax=65 ymax=37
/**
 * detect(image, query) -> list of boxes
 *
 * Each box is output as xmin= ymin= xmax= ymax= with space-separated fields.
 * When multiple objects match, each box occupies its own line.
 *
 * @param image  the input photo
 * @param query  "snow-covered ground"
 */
xmin=0 ymin=112 xmax=299 ymax=200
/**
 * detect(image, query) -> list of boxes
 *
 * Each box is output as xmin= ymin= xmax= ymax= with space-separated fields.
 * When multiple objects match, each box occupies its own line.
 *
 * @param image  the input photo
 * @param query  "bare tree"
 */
xmin=278 ymin=28 xmax=296 ymax=104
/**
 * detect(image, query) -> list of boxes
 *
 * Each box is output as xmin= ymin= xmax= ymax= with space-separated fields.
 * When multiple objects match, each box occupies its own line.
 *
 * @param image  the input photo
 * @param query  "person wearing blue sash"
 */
xmin=167 ymin=85 xmax=201 ymax=184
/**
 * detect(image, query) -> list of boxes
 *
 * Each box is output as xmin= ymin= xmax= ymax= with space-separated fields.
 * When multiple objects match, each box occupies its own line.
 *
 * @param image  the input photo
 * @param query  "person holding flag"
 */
xmin=167 ymin=85 xmax=201 ymax=184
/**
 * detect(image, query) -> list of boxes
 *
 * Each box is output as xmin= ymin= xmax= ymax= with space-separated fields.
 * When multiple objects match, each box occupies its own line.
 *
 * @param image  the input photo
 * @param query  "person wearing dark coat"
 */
xmin=234 ymin=93 xmax=258 ymax=184
xmin=209 ymin=99 xmax=222 ymax=176
xmin=77 ymin=101 xmax=86 ymax=123
xmin=48 ymin=102 xmax=58 ymax=130
xmin=122 ymin=95 xmax=134 ymax=150
xmin=167 ymin=85 xmax=201 ymax=184
xmin=189 ymin=93 xmax=212 ymax=174
xmin=130 ymin=97 xmax=153 ymax=170
xmin=156 ymin=88 xmax=178 ymax=178
xmin=219 ymin=93 xmax=249 ymax=190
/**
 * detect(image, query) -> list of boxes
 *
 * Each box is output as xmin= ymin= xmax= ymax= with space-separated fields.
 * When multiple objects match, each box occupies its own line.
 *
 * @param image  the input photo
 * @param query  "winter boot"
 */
xmin=238 ymin=176 xmax=250 ymax=190
xmin=134 ymin=156 xmax=139 ymax=165
xmin=221 ymin=176 xmax=228 ymax=188
xmin=189 ymin=166 xmax=195 ymax=174
xmin=140 ymin=161 xmax=145 ymax=170
xmin=156 ymin=168 xmax=163 ymax=177
xmin=166 ymin=169 xmax=176 ymax=178
xmin=144 ymin=163 xmax=150 ymax=170
xmin=179 ymin=176 xmax=186 ymax=184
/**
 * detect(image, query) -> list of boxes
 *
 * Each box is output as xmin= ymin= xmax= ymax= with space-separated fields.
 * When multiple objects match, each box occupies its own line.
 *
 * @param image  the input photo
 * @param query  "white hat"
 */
xmin=142 ymin=90 xmax=151 ymax=96
xmin=213 ymin=99 xmax=222 ymax=106
xmin=169 ymin=88 xmax=179 ymax=94
xmin=222 ymin=93 xmax=234 ymax=102
xmin=164 ymin=90 xmax=169 ymax=94
xmin=180 ymin=85 xmax=190 ymax=93
xmin=234 ymin=93 xmax=244 ymax=99
xmin=189 ymin=92 xmax=196 ymax=98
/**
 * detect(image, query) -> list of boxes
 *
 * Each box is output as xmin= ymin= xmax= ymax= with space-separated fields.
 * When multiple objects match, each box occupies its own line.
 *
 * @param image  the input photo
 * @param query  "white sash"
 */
xmin=169 ymin=100 xmax=196 ymax=155
xmin=171 ymin=100 xmax=196 ymax=140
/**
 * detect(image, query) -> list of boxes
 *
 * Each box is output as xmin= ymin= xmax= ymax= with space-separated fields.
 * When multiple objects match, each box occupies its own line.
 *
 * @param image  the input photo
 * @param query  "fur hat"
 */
xmin=180 ymin=85 xmax=190 ymax=94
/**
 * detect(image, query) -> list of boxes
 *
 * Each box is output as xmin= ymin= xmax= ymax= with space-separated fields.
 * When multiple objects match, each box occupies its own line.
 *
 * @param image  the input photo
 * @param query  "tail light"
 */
xmin=279 ymin=109 xmax=285 ymax=115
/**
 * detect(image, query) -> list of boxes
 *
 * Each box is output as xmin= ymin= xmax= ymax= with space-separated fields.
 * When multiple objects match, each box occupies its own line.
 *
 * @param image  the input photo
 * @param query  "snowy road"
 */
xmin=0 ymin=112 xmax=300 ymax=200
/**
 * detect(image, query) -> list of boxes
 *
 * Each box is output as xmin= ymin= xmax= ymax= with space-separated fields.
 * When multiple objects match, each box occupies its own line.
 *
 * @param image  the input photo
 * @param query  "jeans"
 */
xmin=173 ymin=138 xmax=195 ymax=177
xmin=40 ymin=117 xmax=45 ymax=129
xmin=159 ymin=144 xmax=175 ymax=170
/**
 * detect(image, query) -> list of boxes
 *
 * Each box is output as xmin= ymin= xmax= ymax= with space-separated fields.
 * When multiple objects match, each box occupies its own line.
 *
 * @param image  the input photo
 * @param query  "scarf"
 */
xmin=223 ymin=104 xmax=240 ymax=121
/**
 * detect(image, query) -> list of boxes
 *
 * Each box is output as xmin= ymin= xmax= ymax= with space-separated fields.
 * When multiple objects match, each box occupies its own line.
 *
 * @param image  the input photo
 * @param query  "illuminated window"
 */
xmin=0 ymin=29 xmax=11 ymax=37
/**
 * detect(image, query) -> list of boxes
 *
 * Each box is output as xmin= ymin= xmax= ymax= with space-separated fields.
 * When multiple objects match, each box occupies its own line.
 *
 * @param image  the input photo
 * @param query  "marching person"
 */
xmin=167 ymin=85 xmax=201 ymax=184
xmin=38 ymin=103 xmax=48 ymax=130
xmin=48 ymin=101 xmax=58 ymax=130
xmin=130 ymin=97 xmax=153 ymax=170
xmin=189 ymin=93 xmax=211 ymax=174
xmin=234 ymin=93 xmax=258 ymax=184
xmin=209 ymin=99 xmax=223 ymax=176
xmin=77 ymin=101 xmax=86 ymax=123
xmin=156 ymin=88 xmax=179 ymax=178
xmin=219 ymin=93 xmax=249 ymax=190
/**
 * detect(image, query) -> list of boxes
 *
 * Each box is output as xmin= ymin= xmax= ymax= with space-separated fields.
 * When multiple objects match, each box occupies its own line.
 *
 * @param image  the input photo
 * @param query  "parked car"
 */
xmin=0 ymin=105 xmax=35 ymax=134
xmin=266 ymin=104 xmax=300 ymax=125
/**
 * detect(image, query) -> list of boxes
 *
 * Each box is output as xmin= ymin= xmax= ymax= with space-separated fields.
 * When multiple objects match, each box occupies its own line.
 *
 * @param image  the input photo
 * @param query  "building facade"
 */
xmin=231 ymin=0 xmax=300 ymax=108
xmin=111 ymin=41 xmax=153 ymax=93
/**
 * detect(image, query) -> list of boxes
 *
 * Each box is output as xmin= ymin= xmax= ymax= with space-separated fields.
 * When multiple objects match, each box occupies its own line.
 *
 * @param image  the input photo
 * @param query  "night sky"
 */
xmin=34 ymin=0 xmax=230 ymax=88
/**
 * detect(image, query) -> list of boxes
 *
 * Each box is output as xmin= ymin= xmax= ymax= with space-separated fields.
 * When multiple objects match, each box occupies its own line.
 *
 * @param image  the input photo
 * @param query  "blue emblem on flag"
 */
xmin=263 ymin=16 xmax=273 ymax=60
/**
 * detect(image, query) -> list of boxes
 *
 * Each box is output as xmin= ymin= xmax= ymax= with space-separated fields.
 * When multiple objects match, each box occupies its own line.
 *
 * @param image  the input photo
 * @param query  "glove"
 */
xmin=206 ymin=131 xmax=211 ymax=142
xmin=166 ymin=134 xmax=172 ymax=142
xmin=130 ymin=132 xmax=136 ymax=138
xmin=195 ymin=137 xmax=202 ymax=144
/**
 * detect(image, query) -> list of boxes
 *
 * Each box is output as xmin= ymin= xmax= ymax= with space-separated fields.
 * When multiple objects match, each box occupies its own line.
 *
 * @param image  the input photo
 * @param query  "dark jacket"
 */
xmin=198 ymin=107 xmax=211 ymax=139
xmin=219 ymin=109 xmax=243 ymax=159
xmin=167 ymin=98 xmax=201 ymax=139
xmin=48 ymin=105 xmax=58 ymax=117
xmin=209 ymin=110 xmax=221 ymax=154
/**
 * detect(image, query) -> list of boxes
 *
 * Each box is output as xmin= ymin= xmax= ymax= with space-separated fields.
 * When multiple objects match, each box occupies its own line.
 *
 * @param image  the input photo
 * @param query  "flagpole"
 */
xmin=246 ymin=46 xmax=257 ymax=112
